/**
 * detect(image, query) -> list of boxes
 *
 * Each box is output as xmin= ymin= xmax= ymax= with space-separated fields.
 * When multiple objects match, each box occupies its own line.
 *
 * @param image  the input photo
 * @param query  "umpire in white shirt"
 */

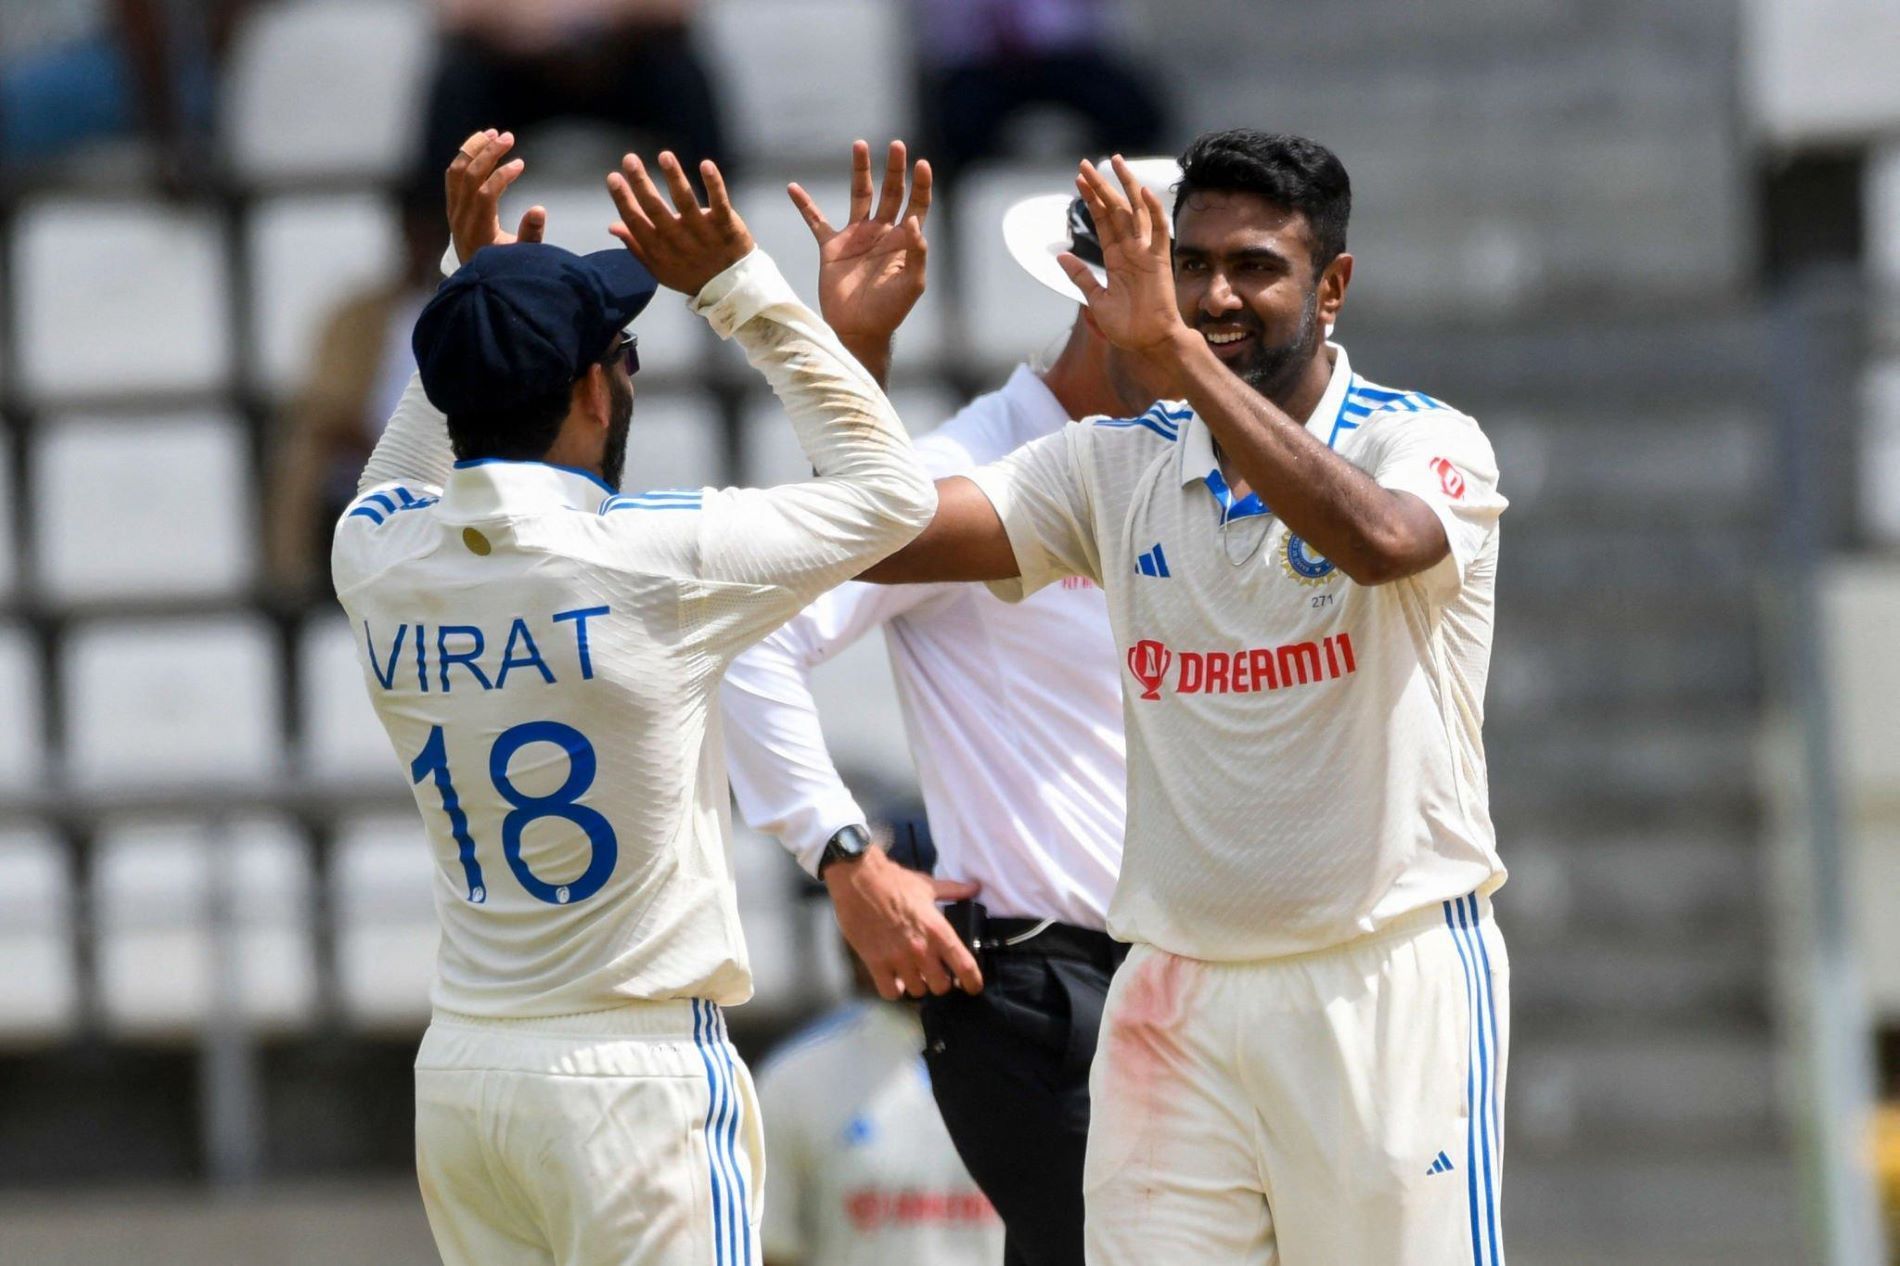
xmin=721 ymin=146 xmax=1177 ymax=1266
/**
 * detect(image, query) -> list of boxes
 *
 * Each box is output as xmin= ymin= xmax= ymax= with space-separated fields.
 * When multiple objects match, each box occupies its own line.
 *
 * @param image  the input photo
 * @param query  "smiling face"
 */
xmin=1172 ymin=189 xmax=1351 ymax=408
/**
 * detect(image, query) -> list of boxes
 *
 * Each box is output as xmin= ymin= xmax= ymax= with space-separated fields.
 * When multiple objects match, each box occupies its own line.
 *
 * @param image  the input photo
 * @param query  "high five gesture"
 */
xmin=606 ymin=151 xmax=757 ymax=295
xmin=1058 ymin=155 xmax=1194 ymax=389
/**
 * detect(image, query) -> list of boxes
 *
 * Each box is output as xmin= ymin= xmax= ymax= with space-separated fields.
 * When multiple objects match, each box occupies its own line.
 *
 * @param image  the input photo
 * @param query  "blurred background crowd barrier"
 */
xmin=1 ymin=0 xmax=1899 ymax=1263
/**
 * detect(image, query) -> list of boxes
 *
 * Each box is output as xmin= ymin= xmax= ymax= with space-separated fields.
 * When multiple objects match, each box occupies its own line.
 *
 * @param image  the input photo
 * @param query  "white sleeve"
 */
xmin=1366 ymin=408 xmax=1506 ymax=599
xmin=721 ymin=580 xmax=942 ymax=876
xmin=962 ymin=423 xmax=1102 ymax=602
xmin=612 ymin=250 xmax=934 ymax=658
xmin=355 ymin=371 xmax=452 ymax=496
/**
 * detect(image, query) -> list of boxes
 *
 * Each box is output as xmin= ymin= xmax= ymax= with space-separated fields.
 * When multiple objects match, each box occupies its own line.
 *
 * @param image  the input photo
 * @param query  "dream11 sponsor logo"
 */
xmin=1125 ymin=634 xmax=1357 ymax=699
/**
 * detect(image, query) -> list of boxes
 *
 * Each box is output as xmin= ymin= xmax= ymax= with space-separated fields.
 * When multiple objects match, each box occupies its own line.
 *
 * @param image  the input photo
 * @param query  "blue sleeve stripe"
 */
xmin=363 ymin=491 xmax=397 ymax=514
xmin=347 ymin=506 xmax=385 ymax=525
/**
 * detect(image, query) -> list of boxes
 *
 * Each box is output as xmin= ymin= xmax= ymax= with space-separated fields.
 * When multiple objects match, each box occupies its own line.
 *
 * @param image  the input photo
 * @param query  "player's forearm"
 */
xmin=838 ymin=332 xmax=894 ymax=390
xmin=858 ymin=476 xmax=1021 ymax=584
xmin=694 ymin=251 xmax=934 ymax=540
xmin=357 ymin=371 xmax=454 ymax=494
xmin=1168 ymin=334 xmax=1430 ymax=585
xmin=720 ymin=646 xmax=867 ymax=878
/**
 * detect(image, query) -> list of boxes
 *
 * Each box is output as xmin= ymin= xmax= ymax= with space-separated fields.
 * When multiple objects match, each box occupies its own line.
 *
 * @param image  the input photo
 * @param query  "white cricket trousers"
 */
xmin=414 ymin=998 xmax=763 ymax=1266
xmin=1084 ymin=893 xmax=1509 ymax=1266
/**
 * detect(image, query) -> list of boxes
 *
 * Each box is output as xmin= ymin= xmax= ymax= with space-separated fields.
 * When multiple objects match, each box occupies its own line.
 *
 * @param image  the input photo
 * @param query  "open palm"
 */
xmin=793 ymin=140 xmax=932 ymax=344
xmin=1058 ymin=157 xmax=1187 ymax=357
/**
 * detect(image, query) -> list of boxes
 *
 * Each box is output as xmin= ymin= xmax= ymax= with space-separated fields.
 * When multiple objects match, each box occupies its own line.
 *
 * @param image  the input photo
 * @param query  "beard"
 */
xmin=602 ymin=372 xmax=634 ymax=490
xmin=1216 ymin=286 xmax=1322 ymax=401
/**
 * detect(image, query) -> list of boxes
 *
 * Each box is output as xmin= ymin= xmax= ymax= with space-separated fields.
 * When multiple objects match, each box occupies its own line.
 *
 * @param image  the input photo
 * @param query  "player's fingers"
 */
xmin=848 ymin=139 xmax=873 ymax=223
xmin=476 ymin=156 xmax=525 ymax=201
xmin=1111 ymin=155 xmax=1153 ymax=246
xmin=466 ymin=130 xmax=515 ymax=186
xmin=872 ymin=140 xmax=906 ymax=223
xmin=515 ymin=205 xmax=547 ymax=243
xmin=700 ymin=159 xmax=735 ymax=221
xmin=1057 ymin=251 xmax=1109 ymax=302
xmin=902 ymin=215 xmax=928 ymax=259
xmin=606 ymin=170 xmax=660 ymax=246
xmin=618 ymin=155 xmax=675 ymax=227
xmin=1073 ymin=171 xmax=1117 ymax=247
xmin=657 ymin=151 xmax=701 ymax=218
xmin=1139 ymin=184 xmax=1171 ymax=257
xmin=787 ymin=183 xmax=836 ymax=242
xmin=902 ymin=157 xmax=933 ymax=227
xmin=918 ymin=954 xmax=954 ymax=997
xmin=1084 ymin=157 xmax=1136 ymax=239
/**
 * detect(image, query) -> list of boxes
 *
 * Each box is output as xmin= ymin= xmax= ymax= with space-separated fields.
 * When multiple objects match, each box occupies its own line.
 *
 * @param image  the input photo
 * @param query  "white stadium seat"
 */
xmin=11 ymin=200 xmax=232 ymax=401
xmin=701 ymin=0 xmax=913 ymax=167
xmin=93 ymin=817 xmax=316 ymax=1037
xmin=222 ymin=0 xmax=431 ymax=186
xmin=732 ymin=175 xmax=953 ymax=368
xmin=332 ymin=816 xmax=439 ymax=1030
xmin=298 ymin=614 xmax=405 ymax=789
xmin=0 ymin=625 xmax=43 ymax=793
xmin=247 ymin=193 xmax=402 ymax=398
xmin=953 ymin=164 xmax=1084 ymax=371
xmin=64 ymin=617 xmax=281 ymax=789
xmin=0 ymin=829 xmax=79 ymax=1043
xmin=739 ymin=384 xmax=960 ymax=488
xmin=34 ymin=412 xmax=253 ymax=601
xmin=499 ymin=182 xmax=714 ymax=379
xmin=622 ymin=389 xmax=729 ymax=491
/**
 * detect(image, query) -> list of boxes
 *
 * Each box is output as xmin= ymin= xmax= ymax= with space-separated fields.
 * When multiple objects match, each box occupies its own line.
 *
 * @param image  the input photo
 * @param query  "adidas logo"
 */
xmin=1134 ymin=543 xmax=1171 ymax=578
xmin=1426 ymin=1151 xmax=1455 ymax=1176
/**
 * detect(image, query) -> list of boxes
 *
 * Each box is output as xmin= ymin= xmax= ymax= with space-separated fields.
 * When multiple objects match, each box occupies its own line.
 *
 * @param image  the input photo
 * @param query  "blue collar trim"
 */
xmin=453 ymin=457 xmax=616 ymax=495
xmin=1197 ymin=379 xmax=1360 ymax=520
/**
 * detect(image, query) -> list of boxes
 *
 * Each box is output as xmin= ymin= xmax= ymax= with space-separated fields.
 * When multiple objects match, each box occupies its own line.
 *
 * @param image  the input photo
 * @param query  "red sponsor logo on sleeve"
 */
xmin=1430 ymin=457 xmax=1465 ymax=500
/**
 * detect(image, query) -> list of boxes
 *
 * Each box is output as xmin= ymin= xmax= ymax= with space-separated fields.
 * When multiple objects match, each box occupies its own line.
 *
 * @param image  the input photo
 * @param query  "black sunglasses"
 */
xmin=615 ymin=330 xmax=640 ymax=377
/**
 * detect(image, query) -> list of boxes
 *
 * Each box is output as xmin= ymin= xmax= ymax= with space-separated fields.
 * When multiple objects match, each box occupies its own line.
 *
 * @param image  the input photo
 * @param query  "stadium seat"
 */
xmin=952 ymin=164 xmax=1086 ymax=371
xmin=221 ymin=0 xmax=431 ymax=187
xmin=34 ymin=412 xmax=253 ymax=601
xmin=332 ymin=816 xmax=438 ymax=1030
xmin=738 ymin=384 xmax=960 ymax=487
xmin=700 ymin=0 xmax=913 ymax=168
xmin=622 ymin=389 xmax=729 ymax=490
xmin=297 ymin=614 xmax=405 ymax=790
xmin=10 ymin=200 xmax=232 ymax=401
xmin=496 ymin=182 xmax=713 ymax=380
xmin=0 ymin=625 xmax=43 ymax=793
xmin=0 ymin=829 xmax=79 ymax=1044
xmin=731 ymin=174 xmax=953 ymax=368
xmin=93 ymin=817 xmax=316 ymax=1037
xmin=246 ymin=194 xmax=402 ymax=399
xmin=63 ymin=617 xmax=281 ymax=789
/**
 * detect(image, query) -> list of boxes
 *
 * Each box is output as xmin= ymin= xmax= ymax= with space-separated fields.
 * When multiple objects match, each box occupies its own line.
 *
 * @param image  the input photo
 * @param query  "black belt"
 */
xmin=981 ymin=917 xmax=1127 ymax=973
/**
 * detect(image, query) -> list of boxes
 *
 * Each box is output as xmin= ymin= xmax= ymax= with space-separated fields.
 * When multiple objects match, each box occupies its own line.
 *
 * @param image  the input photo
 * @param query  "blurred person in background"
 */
xmin=417 ymin=0 xmax=731 ymax=187
xmin=268 ymin=179 xmax=448 ymax=598
xmin=0 ymin=0 xmax=241 ymax=182
xmin=723 ymin=146 xmax=1178 ymax=1266
xmin=913 ymin=0 xmax=1167 ymax=183
xmin=755 ymin=829 xmax=1004 ymax=1266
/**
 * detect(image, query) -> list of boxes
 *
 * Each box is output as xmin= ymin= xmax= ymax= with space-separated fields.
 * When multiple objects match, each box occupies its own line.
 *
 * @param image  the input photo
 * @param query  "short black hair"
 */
xmin=1174 ymin=130 xmax=1351 ymax=272
xmin=445 ymin=337 xmax=620 ymax=464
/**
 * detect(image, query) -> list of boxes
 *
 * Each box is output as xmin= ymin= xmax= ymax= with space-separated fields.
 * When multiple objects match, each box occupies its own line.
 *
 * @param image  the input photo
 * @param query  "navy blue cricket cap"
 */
xmin=412 ymin=242 xmax=658 ymax=415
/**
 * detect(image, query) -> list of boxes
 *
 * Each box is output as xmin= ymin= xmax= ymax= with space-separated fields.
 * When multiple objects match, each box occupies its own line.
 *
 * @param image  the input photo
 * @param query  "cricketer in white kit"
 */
xmin=865 ymin=133 xmax=1510 ymax=1265
xmin=330 ymin=133 xmax=936 ymax=1266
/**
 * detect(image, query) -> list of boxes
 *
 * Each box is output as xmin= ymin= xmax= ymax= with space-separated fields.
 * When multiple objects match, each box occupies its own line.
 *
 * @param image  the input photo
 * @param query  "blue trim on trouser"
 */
xmin=692 ymin=1000 xmax=755 ymax=1265
xmin=1443 ymin=895 xmax=1504 ymax=1264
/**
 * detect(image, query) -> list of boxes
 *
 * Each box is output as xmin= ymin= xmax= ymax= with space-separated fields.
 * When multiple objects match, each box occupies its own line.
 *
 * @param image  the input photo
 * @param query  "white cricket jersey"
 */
xmin=755 ymin=1001 xmax=1003 ymax=1266
xmin=330 ymin=250 xmax=936 ymax=1017
xmin=722 ymin=366 xmax=1125 ymax=927
xmin=965 ymin=343 xmax=1507 ymax=962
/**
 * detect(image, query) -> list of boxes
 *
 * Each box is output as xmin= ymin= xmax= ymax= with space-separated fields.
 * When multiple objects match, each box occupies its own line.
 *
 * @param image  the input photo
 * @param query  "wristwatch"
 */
xmin=816 ymin=824 xmax=875 ymax=877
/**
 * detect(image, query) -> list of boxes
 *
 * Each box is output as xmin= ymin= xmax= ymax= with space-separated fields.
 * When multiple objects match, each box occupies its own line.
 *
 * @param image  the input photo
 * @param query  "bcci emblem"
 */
xmin=1281 ymin=534 xmax=1337 ymax=585
xmin=1126 ymin=639 xmax=1172 ymax=701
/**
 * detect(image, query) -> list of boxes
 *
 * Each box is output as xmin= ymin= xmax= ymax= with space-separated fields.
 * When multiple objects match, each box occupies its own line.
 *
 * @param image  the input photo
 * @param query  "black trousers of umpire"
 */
xmin=919 ymin=929 xmax=1125 ymax=1266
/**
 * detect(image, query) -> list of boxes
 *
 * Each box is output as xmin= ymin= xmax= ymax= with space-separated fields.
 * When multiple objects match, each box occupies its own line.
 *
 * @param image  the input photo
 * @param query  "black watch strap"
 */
xmin=817 ymin=824 xmax=875 ymax=877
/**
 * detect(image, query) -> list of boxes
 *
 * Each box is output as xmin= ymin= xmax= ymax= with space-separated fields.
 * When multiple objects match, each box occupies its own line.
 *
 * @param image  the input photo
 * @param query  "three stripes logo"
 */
xmin=1426 ymin=1150 xmax=1455 ymax=1176
xmin=1134 ymin=543 xmax=1171 ymax=578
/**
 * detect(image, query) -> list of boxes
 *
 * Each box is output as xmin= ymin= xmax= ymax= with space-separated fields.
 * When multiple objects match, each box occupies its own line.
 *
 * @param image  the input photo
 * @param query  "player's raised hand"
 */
xmin=791 ymin=140 xmax=932 ymax=349
xmin=606 ymin=152 xmax=756 ymax=295
xmin=445 ymin=129 xmax=547 ymax=265
xmin=1059 ymin=155 xmax=1188 ymax=363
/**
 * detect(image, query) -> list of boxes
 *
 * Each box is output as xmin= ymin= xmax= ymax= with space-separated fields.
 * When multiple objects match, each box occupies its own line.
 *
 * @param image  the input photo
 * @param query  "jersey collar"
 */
xmin=439 ymin=458 xmax=615 ymax=519
xmin=1176 ymin=341 xmax=1356 ymax=519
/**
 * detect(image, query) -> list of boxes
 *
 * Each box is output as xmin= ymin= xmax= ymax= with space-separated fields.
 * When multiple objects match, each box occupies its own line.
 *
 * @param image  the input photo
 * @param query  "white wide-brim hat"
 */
xmin=1002 ymin=156 xmax=1183 ymax=304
